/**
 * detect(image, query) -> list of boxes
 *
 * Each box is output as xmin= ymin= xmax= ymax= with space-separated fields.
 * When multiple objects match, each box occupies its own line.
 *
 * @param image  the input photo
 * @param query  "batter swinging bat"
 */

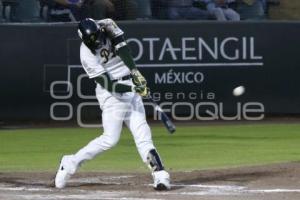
xmin=147 ymin=95 xmax=176 ymax=134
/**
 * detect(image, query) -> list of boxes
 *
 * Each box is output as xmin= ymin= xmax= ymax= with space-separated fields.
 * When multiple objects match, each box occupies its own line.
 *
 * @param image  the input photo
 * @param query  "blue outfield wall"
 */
xmin=0 ymin=21 xmax=300 ymax=124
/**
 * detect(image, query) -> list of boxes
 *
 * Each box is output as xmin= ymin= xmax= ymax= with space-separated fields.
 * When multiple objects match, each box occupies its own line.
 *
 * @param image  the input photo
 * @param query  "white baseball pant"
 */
xmin=72 ymin=82 xmax=155 ymax=167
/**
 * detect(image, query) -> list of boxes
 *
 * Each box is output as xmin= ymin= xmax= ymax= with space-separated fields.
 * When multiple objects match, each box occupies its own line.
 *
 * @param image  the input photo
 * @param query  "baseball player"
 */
xmin=54 ymin=18 xmax=171 ymax=190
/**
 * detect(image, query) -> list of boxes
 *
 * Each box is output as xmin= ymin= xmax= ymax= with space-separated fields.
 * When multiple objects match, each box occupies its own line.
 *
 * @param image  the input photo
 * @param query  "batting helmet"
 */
xmin=78 ymin=18 xmax=105 ymax=50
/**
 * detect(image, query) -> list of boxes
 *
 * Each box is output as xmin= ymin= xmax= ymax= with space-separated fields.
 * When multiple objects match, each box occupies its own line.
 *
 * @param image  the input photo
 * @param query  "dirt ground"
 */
xmin=1 ymin=162 xmax=300 ymax=200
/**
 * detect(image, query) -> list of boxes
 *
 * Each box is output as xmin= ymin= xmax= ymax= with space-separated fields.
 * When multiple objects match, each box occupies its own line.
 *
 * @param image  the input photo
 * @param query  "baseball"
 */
xmin=233 ymin=86 xmax=245 ymax=96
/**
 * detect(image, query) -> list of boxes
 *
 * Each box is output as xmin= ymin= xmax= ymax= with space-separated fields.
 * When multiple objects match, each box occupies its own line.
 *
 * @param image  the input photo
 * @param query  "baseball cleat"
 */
xmin=55 ymin=155 xmax=77 ymax=189
xmin=152 ymin=170 xmax=171 ymax=190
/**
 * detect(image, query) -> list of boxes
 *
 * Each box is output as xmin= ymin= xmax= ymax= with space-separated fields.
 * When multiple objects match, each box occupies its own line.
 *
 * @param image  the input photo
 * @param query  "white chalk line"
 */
xmin=0 ymin=185 xmax=52 ymax=192
xmin=2 ymin=183 xmax=300 ymax=195
xmin=0 ymin=184 xmax=163 ymax=200
xmin=18 ymin=194 xmax=162 ymax=200
xmin=170 ymin=184 xmax=300 ymax=196
xmin=2 ymin=190 xmax=163 ymax=200
xmin=68 ymin=175 xmax=134 ymax=184
xmin=172 ymin=184 xmax=246 ymax=190
xmin=248 ymin=189 xmax=300 ymax=194
xmin=2 ymin=181 xmax=300 ymax=199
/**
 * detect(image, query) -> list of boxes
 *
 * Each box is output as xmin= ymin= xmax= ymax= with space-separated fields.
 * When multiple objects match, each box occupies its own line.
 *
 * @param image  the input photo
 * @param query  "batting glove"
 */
xmin=132 ymin=85 xmax=149 ymax=97
xmin=131 ymin=69 xmax=147 ymax=86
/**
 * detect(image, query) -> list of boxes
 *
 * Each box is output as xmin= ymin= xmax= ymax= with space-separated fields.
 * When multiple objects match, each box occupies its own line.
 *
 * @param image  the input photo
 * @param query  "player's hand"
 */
xmin=131 ymin=69 xmax=147 ymax=86
xmin=133 ymin=85 xmax=149 ymax=97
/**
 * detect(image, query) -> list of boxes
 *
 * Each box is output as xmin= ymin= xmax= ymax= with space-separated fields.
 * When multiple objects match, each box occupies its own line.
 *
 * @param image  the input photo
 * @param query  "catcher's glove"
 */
xmin=131 ymin=69 xmax=147 ymax=86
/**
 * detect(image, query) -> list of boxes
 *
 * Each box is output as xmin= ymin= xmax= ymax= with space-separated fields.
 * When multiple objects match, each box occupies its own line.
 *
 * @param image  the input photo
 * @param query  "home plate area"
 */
xmin=1 ymin=162 xmax=300 ymax=200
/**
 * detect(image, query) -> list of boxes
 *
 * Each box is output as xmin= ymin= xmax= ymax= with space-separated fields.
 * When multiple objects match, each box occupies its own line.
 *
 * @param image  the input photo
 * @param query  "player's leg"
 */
xmin=73 ymin=99 xmax=128 ymax=163
xmin=55 ymin=93 xmax=128 ymax=188
xmin=124 ymin=94 xmax=171 ymax=190
xmin=206 ymin=3 xmax=227 ymax=21
xmin=223 ymin=8 xmax=240 ymax=21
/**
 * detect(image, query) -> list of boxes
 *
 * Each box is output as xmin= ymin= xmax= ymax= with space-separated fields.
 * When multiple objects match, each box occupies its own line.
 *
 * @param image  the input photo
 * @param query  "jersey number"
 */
xmin=100 ymin=48 xmax=116 ymax=63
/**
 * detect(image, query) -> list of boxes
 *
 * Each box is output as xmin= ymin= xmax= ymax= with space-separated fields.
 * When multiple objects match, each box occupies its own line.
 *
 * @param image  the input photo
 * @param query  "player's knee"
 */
xmin=108 ymin=137 xmax=119 ymax=147
xmin=101 ymin=134 xmax=120 ymax=150
xmin=133 ymin=121 xmax=150 ymax=135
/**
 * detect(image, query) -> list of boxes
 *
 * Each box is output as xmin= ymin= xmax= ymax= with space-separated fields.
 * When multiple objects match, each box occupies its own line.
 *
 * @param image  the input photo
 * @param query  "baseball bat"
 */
xmin=147 ymin=95 xmax=176 ymax=134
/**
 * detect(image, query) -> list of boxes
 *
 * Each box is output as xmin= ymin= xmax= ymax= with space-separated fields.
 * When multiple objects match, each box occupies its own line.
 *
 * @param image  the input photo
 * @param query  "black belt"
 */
xmin=111 ymin=75 xmax=132 ymax=82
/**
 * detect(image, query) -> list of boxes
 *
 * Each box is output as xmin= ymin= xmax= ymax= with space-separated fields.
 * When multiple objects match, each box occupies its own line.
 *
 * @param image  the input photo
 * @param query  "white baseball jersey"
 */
xmin=80 ymin=19 xmax=131 ymax=80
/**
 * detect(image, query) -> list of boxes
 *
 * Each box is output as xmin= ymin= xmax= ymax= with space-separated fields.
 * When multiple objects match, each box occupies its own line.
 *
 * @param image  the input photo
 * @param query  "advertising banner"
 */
xmin=0 ymin=21 xmax=300 ymax=125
